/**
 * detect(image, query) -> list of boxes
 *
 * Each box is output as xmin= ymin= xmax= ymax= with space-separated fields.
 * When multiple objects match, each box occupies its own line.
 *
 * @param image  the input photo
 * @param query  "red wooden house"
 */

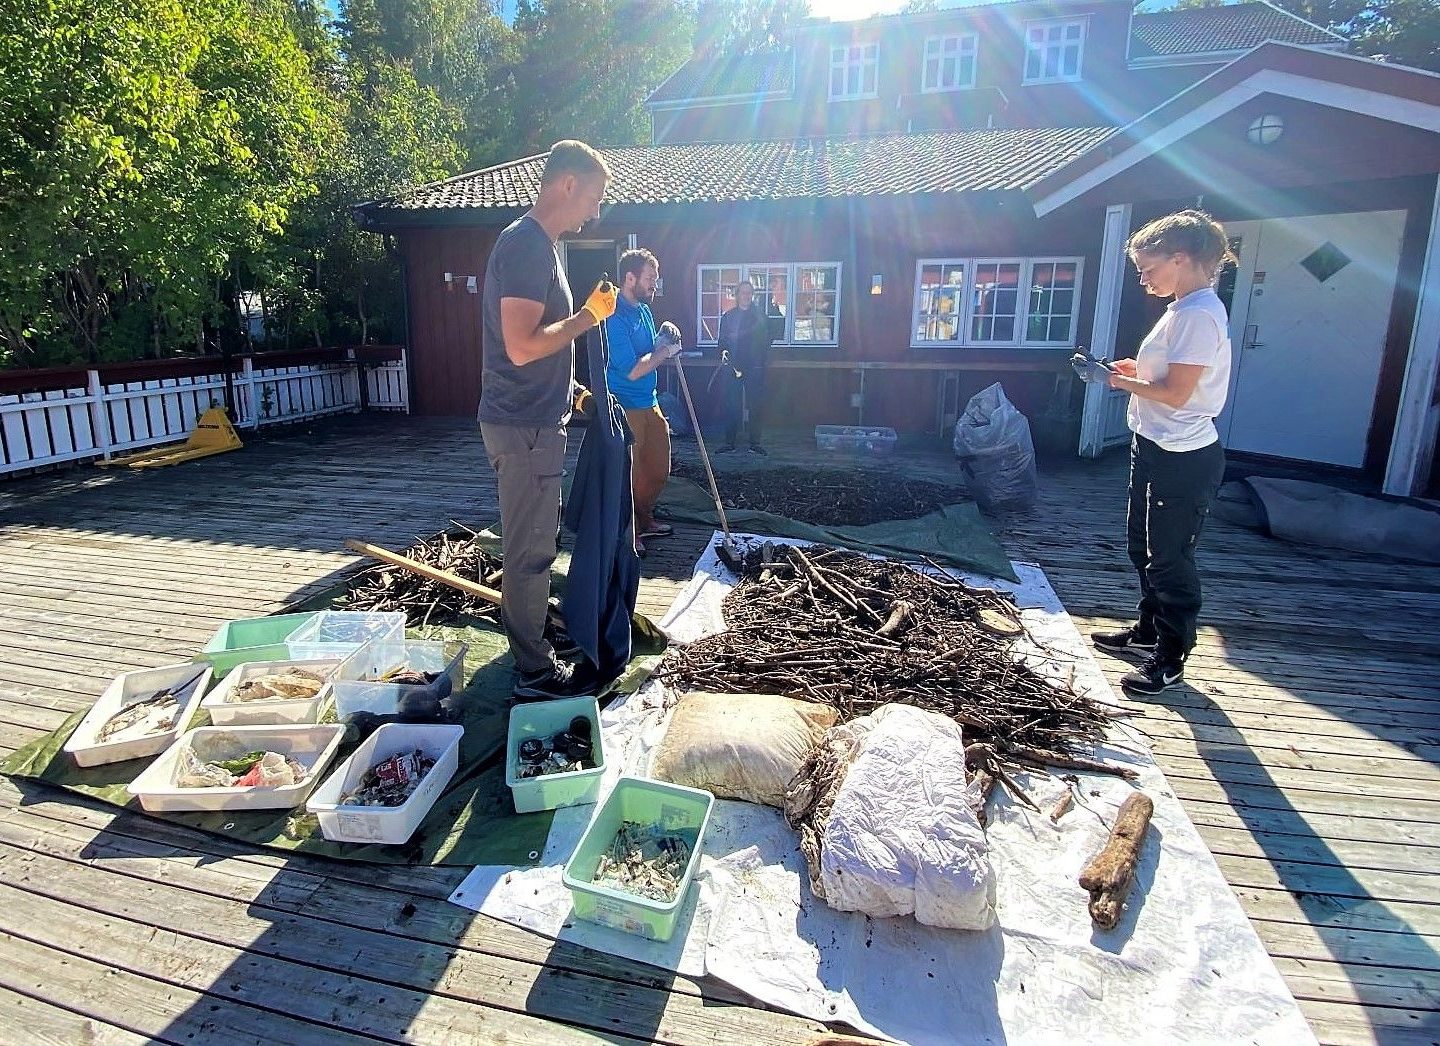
xmin=357 ymin=1 xmax=1440 ymax=496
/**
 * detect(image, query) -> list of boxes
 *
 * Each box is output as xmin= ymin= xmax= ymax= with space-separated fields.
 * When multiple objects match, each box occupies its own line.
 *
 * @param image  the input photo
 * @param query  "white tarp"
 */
xmin=450 ymin=533 xmax=1315 ymax=1045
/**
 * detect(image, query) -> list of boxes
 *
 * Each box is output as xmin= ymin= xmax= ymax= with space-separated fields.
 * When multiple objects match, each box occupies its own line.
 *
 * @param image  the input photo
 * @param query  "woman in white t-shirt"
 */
xmin=1091 ymin=211 xmax=1236 ymax=695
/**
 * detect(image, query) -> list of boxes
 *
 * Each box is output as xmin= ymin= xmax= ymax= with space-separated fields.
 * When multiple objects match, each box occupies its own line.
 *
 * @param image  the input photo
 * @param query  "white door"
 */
xmin=1219 ymin=210 xmax=1405 ymax=467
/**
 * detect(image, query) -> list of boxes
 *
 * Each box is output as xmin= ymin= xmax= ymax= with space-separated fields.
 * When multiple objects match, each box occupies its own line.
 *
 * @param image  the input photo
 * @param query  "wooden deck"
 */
xmin=0 ymin=413 xmax=1436 ymax=1045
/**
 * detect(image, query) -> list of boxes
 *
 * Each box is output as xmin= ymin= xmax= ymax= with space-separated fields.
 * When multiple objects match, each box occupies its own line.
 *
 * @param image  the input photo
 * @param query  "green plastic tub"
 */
xmin=505 ymin=695 xmax=605 ymax=814
xmin=195 ymin=612 xmax=319 ymax=677
xmin=561 ymin=776 xmax=714 ymax=942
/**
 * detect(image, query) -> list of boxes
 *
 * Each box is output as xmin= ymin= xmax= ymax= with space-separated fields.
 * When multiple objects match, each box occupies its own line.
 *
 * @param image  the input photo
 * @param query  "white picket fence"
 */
xmin=0 ymin=348 xmax=409 ymax=476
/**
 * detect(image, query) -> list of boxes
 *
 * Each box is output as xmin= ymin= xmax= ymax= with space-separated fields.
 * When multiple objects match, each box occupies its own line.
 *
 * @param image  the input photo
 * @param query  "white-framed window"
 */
xmin=922 ymin=34 xmax=978 ymax=93
xmin=1024 ymin=19 xmax=1085 ymax=84
xmin=911 ymin=256 xmax=1083 ymax=348
xmin=829 ymin=43 xmax=878 ymax=100
xmin=696 ymin=262 xmax=844 ymax=347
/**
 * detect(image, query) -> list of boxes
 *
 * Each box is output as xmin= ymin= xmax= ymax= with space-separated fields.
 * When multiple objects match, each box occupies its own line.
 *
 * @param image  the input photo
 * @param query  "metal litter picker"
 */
xmin=669 ymin=350 xmax=742 ymax=571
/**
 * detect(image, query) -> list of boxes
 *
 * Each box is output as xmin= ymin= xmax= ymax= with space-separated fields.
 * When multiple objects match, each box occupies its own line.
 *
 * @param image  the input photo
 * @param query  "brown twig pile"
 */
xmin=660 ymin=541 xmax=1130 ymax=777
xmin=341 ymin=526 xmax=503 ymax=627
xmin=670 ymin=462 xmax=968 ymax=526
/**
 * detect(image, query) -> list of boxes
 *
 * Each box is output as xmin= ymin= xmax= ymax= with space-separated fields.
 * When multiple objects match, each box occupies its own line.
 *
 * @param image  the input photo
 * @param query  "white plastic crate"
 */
xmin=63 ymin=662 xmax=213 ymax=768
xmin=127 ymin=724 xmax=345 ymax=813
xmin=200 ymin=658 xmax=341 ymax=726
xmin=284 ymin=611 xmax=405 ymax=663
xmin=306 ymin=723 xmax=464 ymax=845
xmin=815 ymin=424 xmax=898 ymax=455
xmin=332 ymin=638 xmax=468 ymax=719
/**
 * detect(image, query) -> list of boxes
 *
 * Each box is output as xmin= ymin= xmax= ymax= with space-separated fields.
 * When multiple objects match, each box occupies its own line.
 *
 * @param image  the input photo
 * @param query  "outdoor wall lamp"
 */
xmin=1247 ymin=114 xmax=1284 ymax=146
xmin=443 ymin=272 xmax=479 ymax=293
xmin=871 ymin=274 xmax=883 ymax=295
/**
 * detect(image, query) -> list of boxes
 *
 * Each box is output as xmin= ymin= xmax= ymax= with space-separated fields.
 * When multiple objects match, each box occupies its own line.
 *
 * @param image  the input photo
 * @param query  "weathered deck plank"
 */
xmin=0 ymin=414 xmax=1436 ymax=1045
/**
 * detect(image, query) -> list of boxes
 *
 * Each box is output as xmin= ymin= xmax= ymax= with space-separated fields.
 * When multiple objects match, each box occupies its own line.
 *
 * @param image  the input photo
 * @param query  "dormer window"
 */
xmin=922 ymin=34 xmax=978 ymax=93
xmin=830 ymin=43 xmax=879 ymax=100
xmin=1023 ymin=19 xmax=1085 ymax=84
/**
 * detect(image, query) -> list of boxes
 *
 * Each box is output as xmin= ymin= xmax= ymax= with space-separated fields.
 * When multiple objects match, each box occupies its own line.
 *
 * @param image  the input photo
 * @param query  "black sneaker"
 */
xmin=747 ymin=445 xmax=767 ymax=456
xmin=1091 ymin=625 xmax=1158 ymax=656
xmin=512 ymin=660 xmax=598 ymax=701
xmin=1120 ymin=654 xmax=1185 ymax=695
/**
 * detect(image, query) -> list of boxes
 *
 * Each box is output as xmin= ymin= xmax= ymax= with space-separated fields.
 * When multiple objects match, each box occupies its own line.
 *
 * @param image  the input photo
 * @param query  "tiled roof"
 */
xmin=648 ymin=49 xmax=793 ymax=105
xmin=360 ymin=127 xmax=1115 ymax=220
xmin=1131 ymin=3 xmax=1343 ymax=59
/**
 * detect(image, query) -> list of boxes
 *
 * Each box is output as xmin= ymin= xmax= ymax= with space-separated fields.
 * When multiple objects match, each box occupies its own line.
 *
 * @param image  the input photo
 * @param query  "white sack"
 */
xmin=819 ymin=703 xmax=995 ymax=931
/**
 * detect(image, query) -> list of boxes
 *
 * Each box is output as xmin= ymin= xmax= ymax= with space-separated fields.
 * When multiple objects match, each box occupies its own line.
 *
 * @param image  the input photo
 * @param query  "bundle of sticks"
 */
xmin=342 ymin=526 xmax=503 ymax=627
xmin=670 ymin=462 xmax=968 ymax=527
xmin=660 ymin=541 xmax=1131 ymax=780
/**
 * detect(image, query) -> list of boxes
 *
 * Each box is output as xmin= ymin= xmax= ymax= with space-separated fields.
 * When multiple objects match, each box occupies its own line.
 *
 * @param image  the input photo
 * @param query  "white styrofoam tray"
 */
xmin=63 ymin=662 xmax=213 ymax=768
xmin=200 ymin=658 xmax=341 ymax=726
xmin=307 ymin=723 xmax=464 ymax=845
xmin=127 ymin=724 xmax=345 ymax=813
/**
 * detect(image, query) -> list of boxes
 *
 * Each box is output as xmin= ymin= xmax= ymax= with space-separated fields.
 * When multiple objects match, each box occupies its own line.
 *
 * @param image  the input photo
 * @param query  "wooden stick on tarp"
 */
xmin=1078 ymin=790 xmax=1154 ymax=929
xmin=344 ymin=538 xmax=566 ymax=629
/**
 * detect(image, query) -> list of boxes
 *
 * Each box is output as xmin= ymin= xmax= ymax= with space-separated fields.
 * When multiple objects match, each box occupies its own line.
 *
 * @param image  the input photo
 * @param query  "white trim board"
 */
xmin=1032 ymin=68 xmax=1440 ymax=217
xmin=1384 ymin=176 xmax=1440 ymax=496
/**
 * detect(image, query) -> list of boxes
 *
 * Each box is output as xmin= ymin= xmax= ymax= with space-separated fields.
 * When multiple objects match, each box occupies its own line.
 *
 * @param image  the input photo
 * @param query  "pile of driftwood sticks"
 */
xmin=342 ymin=527 xmax=503 ymax=627
xmin=661 ymin=540 xmax=1129 ymax=780
xmin=670 ymin=462 xmax=968 ymax=526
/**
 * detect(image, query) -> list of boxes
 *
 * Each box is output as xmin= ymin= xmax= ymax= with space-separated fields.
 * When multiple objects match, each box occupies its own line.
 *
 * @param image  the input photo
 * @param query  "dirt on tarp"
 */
xmin=670 ymin=462 xmax=969 ymax=527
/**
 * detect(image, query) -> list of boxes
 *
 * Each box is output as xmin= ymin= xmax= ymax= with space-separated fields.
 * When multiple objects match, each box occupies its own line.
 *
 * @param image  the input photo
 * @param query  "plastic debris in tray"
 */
xmin=95 ymin=668 xmax=206 ymax=743
xmin=229 ymin=666 xmax=330 ymax=703
xmin=175 ymin=747 xmax=307 ymax=788
xmin=515 ymin=715 xmax=594 ymax=780
xmin=593 ymin=821 xmax=694 ymax=903
xmin=339 ymin=747 xmax=436 ymax=806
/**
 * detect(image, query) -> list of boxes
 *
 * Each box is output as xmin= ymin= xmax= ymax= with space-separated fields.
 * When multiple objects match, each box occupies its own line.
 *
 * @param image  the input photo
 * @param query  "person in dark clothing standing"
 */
xmin=716 ymin=280 xmax=775 ymax=455
xmin=1091 ymin=210 xmax=1235 ymax=696
xmin=477 ymin=139 xmax=617 ymax=701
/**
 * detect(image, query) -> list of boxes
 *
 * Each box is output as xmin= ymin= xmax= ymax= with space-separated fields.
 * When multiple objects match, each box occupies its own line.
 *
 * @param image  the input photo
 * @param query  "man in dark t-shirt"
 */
xmin=478 ymin=139 xmax=616 ymax=700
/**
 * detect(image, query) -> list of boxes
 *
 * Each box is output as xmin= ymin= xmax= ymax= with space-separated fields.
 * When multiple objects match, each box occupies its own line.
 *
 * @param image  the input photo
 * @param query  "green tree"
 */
xmin=506 ymin=0 xmax=697 ymax=152
xmin=694 ymin=0 xmax=811 ymax=55
xmin=0 ymin=0 xmax=332 ymax=366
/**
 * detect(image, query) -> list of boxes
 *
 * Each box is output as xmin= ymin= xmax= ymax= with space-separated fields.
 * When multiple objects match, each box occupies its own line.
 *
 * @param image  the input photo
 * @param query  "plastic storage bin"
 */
xmin=306 ymin=723 xmax=464 ymax=845
xmin=127 ymin=724 xmax=345 ymax=813
xmin=561 ymin=776 xmax=714 ymax=942
xmin=63 ymin=662 xmax=213 ymax=768
xmin=196 ymin=612 xmax=319 ymax=677
xmin=814 ymin=424 xmax=898 ymax=455
xmin=505 ymin=695 xmax=606 ymax=814
xmin=332 ymin=638 xmax=468 ymax=719
xmin=284 ymin=611 xmax=405 ymax=663
xmin=200 ymin=658 xmax=341 ymax=726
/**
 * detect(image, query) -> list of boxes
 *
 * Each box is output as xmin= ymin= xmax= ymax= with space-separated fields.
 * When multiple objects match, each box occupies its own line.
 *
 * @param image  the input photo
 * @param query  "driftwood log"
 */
xmin=1078 ymin=791 xmax=1155 ymax=929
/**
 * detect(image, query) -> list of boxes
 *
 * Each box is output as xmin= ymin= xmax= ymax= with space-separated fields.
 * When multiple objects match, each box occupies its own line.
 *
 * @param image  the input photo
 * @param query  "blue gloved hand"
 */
xmin=654 ymin=321 xmax=683 ymax=358
xmin=1070 ymin=353 xmax=1114 ymax=385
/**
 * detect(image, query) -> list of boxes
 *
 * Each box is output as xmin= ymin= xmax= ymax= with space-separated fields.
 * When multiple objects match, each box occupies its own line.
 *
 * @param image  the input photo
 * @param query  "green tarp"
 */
xmin=657 ymin=477 xmax=1018 ymax=582
xmin=0 ymin=606 xmax=666 ymax=868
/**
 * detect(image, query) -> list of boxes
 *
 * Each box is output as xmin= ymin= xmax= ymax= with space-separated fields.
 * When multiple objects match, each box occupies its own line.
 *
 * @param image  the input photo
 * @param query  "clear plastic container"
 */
xmin=306 ymin=723 xmax=464 ymax=845
xmin=196 ymin=612 xmax=318 ymax=677
xmin=126 ymin=724 xmax=345 ymax=813
xmin=284 ymin=611 xmax=405 ymax=662
xmin=814 ymin=424 xmax=898 ymax=455
xmin=331 ymin=639 xmax=468 ymax=719
xmin=561 ymin=776 xmax=714 ymax=942
xmin=63 ymin=662 xmax=213 ymax=768
xmin=505 ymin=695 xmax=605 ymax=814
xmin=200 ymin=658 xmax=341 ymax=726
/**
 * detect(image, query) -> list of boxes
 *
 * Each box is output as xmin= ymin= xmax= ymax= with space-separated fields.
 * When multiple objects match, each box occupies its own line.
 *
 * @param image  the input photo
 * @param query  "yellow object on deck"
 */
xmin=97 ymin=407 xmax=243 ymax=470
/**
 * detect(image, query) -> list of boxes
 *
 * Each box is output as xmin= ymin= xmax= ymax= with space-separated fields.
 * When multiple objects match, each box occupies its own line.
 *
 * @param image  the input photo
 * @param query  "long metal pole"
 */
xmin=671 ymin=356 xmax=734 ymax=551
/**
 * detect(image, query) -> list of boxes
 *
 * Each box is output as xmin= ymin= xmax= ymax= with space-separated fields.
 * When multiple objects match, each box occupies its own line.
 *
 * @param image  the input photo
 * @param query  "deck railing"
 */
xmin=0 ymin=346 xmax=408 ymax=476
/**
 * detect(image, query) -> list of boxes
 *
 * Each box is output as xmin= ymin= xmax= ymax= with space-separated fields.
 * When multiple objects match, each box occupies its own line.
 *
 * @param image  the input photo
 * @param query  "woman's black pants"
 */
xmin=1126 ymin=434 xmax=1225 ymax=660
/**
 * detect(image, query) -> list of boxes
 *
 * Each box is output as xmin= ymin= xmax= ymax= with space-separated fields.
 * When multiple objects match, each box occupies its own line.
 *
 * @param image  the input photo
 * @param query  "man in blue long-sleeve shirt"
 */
xmin=603 ymin=249 xmax=682 ymax=554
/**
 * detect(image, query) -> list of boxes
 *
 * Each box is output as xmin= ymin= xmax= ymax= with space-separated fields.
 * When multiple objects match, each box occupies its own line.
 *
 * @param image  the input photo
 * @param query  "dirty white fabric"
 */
xmin=810 ymin=704 xmax=995 ymax=931
xmin=450 ymin=532 xmax=1316 ymax=1046
xmin=652 ymin=690 xmax=837 ymax=807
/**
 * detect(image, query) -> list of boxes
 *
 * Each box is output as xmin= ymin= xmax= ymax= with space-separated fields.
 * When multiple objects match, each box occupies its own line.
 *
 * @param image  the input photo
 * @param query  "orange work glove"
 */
xmin=580 ymin=278 xmax=617 ymax=325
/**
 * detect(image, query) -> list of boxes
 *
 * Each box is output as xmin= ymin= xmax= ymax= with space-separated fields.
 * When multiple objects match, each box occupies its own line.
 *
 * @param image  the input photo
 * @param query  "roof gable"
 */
xmin=1131 ymin=2 xmax=1344 ymax=61
xmin=358 ymin=127 xmax=1114 ymax=225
